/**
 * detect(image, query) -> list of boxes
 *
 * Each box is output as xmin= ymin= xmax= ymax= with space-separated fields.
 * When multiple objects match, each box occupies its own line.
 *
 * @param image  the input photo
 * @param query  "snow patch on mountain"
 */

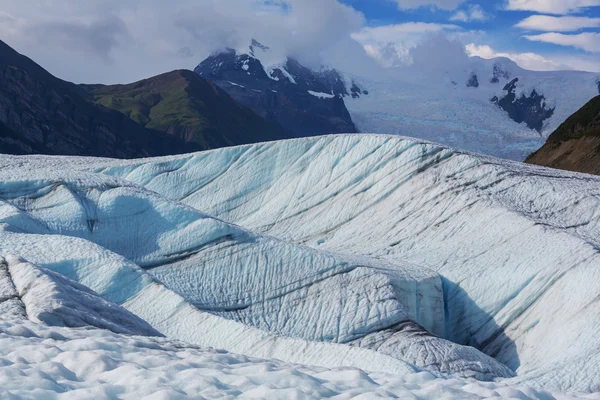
xmin=308 ymin=90 xmax=335 ymax=99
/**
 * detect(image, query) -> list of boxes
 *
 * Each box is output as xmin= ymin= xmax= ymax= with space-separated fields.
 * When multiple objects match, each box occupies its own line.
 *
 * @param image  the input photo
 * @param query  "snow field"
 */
xmin=0 ymin=319 xmax=596 ymax=400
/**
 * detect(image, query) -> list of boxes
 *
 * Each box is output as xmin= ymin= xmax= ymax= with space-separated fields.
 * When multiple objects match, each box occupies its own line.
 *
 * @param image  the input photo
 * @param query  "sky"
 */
xmin=0 ymin=0 xmax=599 ymax=83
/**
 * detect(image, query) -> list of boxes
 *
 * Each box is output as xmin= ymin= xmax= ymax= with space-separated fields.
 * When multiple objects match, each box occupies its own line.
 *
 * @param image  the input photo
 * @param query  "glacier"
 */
xmin=91 ymin=134 xmax=600 ymax=392
xmin=344 ymin=57 xmax=600 ymax=161
xmin=0 ymin=155 xmax=512 ymax=380
xmin=1 ymin=134 xmax=600 ymax=397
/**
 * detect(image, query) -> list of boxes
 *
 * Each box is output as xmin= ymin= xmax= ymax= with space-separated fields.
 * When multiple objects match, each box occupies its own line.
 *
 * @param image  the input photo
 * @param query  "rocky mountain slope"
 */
xmin=0 ymin=40 xmax=198 ymax=158
xmin=526 ymin=96 xmax=600 ymax=174
xmin=194 ymin=41 xmax=359 ymax=137
xmin=81 ymin=69 xmax=287 ymax=150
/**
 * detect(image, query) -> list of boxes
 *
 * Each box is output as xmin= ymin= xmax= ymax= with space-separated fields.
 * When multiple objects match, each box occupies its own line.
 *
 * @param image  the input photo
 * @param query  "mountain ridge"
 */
xmin=0 ymin=39 xmax=199 ymax=158
xmin=81 ymin=69 xmax=289 ymax=150
xmin=194 ymin=41 xmax=360 ymax=137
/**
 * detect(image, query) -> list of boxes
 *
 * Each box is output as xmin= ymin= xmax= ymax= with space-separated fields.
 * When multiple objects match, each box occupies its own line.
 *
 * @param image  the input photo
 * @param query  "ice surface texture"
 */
xmin=2 ymin=134 xmax=600 ymax=394
xmin=344 ymin=58 xmax=600 ymax=161
xmin=0 ymin=154 xmax=510 ymax=379
xmin=1 ymin=319 xmax=592 ymax=400
xmin=91 ymin=134 xmax=600 ymax=392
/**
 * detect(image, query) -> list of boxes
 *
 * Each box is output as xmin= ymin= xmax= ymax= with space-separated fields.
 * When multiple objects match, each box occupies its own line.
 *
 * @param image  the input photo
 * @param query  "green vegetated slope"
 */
xmin=82 ymin=70 xmax=288 ymax=150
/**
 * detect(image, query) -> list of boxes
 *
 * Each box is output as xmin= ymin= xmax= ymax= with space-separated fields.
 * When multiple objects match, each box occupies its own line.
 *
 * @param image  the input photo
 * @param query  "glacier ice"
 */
xmin=1 ymin=254 xmax=162 ymax=336
xmin=83 ymin=134 xmax=600 ymax=392
xmin=0 ymin=158 xmax=511 ymax=379
xmin=343 ymin=58 xmax=600 ymax=160
xmin=2 ymin=133 xmax=600 ymax=394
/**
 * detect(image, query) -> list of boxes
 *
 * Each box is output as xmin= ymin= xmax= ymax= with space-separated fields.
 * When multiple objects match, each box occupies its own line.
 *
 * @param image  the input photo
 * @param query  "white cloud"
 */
xmin=0 ymin=0 xmax=365 ymax=83
xmin=524 ymin=32 xmax=600 ymax=52
xmin=352 ymin=22 xmax=461 ymax=66
xmin=353 ymin=22 xmax=460 ymax=40
xmin=450 ymin=5 xmax=488 ymax=22
xmin=466 ymin=43 xmax=565 ymax=70
xmin=466 ymin=42 xmax=600 ymax=71
xmin=505 ymin=0 xmax=600 ymax=15
xmin=394 ymin=0 xmax=466 ymax=10
xmin=409 ymin=33 xmax=469 ymax=69
xmin=516 ymin=15 xmax=600 ymax=31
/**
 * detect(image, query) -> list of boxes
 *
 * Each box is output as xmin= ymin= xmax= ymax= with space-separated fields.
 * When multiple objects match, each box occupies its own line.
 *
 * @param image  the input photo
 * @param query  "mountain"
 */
xmin=194 ymin=41 xmax=360 ymax=137
xmin=81 ymin=70 xmax=288 ymax=149
xmin=526 ymin=96 xmax=600 ymax=174
xmin=345 ymin=57 xmax=600 ymax=161
xmin=195 ymin=40 xmax=599 ymax=161
xmin=0 ymin=40 xmax=199 ymax=158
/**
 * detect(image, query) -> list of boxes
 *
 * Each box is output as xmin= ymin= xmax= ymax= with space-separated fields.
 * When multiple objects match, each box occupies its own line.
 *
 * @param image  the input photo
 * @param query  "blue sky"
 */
xmin=340 ymin=0 xmax=600 ymax=71
xmin=0 ymin=0 xmax=599 ymax=83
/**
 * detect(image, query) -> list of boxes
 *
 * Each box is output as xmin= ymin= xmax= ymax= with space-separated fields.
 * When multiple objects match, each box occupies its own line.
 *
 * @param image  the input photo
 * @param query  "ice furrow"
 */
xmin=82 ymin=134 xmax=600 ymax=391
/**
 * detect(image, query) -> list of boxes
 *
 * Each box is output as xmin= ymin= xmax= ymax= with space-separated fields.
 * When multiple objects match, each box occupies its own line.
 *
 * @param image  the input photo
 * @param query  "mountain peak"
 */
xmin=249 ymin=39 xmax=270 ymax=56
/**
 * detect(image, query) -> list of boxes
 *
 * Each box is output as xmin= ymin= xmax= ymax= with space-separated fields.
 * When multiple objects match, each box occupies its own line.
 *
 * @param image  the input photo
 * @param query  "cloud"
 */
xmin=466 ymin=43 xmax=566 ymax=70
xmin=352 ymin=22 xmax=461 ymax=66
xmin=450 ymin=5 xmax=489 ymax=22
xmin=33 ymin=18 xmax=127 ymax=61
xmin=504 ymin=0 xmax=600 ymax=15
xmin=524 ymin=32 xmax=600 ymax=52
xmin=516 ymin=15 xmax=600 ymax=31
xmin=409 ymin=33 xmax=469 ymax=68
xmin=466 ymin=42 xmax=600 ymax=71
xmin=0 ymin=0 xmax=365 ymax=83
xmin=394 ymin=0 xmax=465 ymax=10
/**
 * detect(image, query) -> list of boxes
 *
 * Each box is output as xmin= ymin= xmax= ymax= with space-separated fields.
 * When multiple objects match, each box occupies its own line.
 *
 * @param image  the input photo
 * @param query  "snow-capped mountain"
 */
xmin=347 ymin=57 xmax=600 ymax=161
xmin=3 ymin=134 xmax=600 ymax=397
xmin=194 ymin=40 xmax=361 ymax=137
xmin=195 ymin=40 xmax=600 ymax=161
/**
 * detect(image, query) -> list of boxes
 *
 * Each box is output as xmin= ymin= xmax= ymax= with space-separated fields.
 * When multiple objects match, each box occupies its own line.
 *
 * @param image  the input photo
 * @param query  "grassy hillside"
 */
xmin=82 ymin=70 xmax=287 ymax=150
xmin=545 ymin=95 xmax=600 ymax=142
xmin=0 ymin=40 xmax=197 ymax=158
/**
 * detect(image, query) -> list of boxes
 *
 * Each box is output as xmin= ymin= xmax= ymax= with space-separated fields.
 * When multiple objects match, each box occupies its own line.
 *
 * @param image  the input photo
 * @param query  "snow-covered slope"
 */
xmin=0 ymin=216 xmax=421 ymax=376
xmin=4 ymin=134 xmax=600 ymax=394
xmin=345 ymin=57 xmax=600 ymax=161
xmin=1 ymin=319 xmax=590 ymax=400
xmin=87 ymin=134 xmax=600 ymax=393
xmin=0 ymin=253 xmax=160 ymax=336
xmin=195 ymin=40 xmax=599 ymax=161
